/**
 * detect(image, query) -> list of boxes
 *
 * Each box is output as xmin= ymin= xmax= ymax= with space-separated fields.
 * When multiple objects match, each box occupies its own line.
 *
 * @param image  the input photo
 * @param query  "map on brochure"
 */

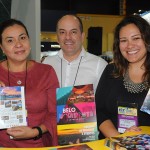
xmin=56 ymin=84 xmax=98 ymax=146
xmin=0 ymin=86 xmax=27 ymax=129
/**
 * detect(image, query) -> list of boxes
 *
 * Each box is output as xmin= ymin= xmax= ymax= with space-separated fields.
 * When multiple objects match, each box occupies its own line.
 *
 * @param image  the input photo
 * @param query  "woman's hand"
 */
xmin=0 ymin=81 xmax=5 ymax=87
xmin=69 ymin=138 xmax=80 ymax=145
xmin=7 ymin=126 xmax=38 ymax=140
xmin=125 ymin=126 xmax=142 ymax=133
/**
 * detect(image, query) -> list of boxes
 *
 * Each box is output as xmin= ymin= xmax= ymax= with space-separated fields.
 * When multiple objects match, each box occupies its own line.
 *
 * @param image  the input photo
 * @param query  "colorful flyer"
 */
xmin=0 ymin=86 xmax=27 ymax=129
xmin=140 ymin=88 xmax=150 ymax=115
xmin=56 ymin=84 xmax=98 ymax=146
xmin=105 ymin=134 xmax=150 ymax=150
xmin=117 ymin=102 xmax=138 ymax=133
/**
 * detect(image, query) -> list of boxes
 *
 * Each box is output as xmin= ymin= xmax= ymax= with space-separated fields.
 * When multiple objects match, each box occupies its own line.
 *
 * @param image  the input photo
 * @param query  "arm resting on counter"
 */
xmin=99 ymin=119 xmax=120 ymax=138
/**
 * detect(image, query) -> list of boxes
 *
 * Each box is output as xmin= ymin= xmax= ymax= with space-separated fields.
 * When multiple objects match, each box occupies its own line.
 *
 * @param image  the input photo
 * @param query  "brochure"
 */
xmin=140 ymin=88 xmax=150 ymax=115
xmin=105 ymin=134 xmax=150 ymax=150
xmin=0 ymin=86 xmax=27 ymax=129
xmin=117 ymin=102 xmax=138 ymax=133
xmin=56 ymin=84 xmax=98 ymax=146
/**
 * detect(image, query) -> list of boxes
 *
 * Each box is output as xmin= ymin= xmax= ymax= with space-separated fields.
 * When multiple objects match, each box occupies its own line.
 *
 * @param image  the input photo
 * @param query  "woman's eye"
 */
xmin=20 ymin=36 xmax=27 ymax=40
xmin=133 ymin=37 xmax=141 ymax=40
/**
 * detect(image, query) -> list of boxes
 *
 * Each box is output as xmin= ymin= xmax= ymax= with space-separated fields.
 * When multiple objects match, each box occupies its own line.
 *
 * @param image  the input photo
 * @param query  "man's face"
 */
xmin=57 ymin=15 xmax=85 ymax=57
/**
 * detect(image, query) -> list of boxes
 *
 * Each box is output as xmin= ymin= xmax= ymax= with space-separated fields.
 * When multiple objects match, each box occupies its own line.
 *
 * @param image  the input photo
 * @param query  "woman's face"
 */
xmin=0 ymin=24 xmax=30 ymax=62
xmin=119 ymin=23 xmax=147 ymax=64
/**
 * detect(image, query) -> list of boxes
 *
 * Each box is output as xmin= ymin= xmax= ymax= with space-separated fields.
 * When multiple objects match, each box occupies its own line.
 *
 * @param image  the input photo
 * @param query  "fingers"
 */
xmin=0 ymin=81 xmax=5 ymax=87
xmin=69 ymin=141 xmax=73 ymax=145
xmin=76 ymin=138 xmax=80 ymax=144
xmin=68 ymin=138 xmax=80 ymax=145
xmin=125 ymin=126 xmax=142 ymax=133
xmin=7 ymin=127 xmax=22 ymax=139
xmin=7 ymin=126 xmax=37 ymax=140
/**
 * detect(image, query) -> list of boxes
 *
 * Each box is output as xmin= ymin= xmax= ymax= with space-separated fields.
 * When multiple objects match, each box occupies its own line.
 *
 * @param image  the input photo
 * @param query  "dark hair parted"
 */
xmin=56 ymin=14 xmax=83 ymax=33
xmin=0 ymin=19 xmax=29 ymax=44
xmin=113 ymin=14 xmax=150 ymax=84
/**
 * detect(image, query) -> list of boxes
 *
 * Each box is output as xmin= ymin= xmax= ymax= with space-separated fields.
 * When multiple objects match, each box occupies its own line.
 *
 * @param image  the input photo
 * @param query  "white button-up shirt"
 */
xmin=43 ymin=48 xmax=107 ymax=92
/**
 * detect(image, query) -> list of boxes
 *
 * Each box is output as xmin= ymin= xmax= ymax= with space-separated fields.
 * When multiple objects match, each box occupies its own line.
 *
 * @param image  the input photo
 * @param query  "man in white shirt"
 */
xmin=43 ymin=14 xmax=107 ymax=92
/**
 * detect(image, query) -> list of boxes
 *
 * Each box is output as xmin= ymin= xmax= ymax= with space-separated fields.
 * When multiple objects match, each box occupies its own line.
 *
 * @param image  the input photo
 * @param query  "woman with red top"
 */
xmin=0 ymin=19 xmax=59 ymax=147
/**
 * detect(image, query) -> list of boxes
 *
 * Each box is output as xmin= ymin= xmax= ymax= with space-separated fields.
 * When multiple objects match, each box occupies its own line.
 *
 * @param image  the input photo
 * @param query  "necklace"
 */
xmin=60 ymin=56 xmax=83 ymax=87
xmin=123 ymin=69 xmax=149 ymax=93
xmin=7 ymin=61 xmax=28 ymax=90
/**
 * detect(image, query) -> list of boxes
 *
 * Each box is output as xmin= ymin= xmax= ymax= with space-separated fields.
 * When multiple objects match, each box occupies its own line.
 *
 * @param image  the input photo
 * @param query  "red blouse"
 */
xmin=0 ymin=61 xmax=59 ymax=147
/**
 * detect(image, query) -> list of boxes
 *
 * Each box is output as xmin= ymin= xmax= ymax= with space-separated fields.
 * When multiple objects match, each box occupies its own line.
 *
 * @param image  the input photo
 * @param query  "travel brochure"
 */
xmin=56 ymin=84 xmax=98 ymax=146
xmin=105 ymin=134 xmax=150 ymax=150
xmin=140 ymin=88 xmax=150 ymax=115
xmin=0 ymin=86 xmax=27 ymax=129
xmin=118 ymin=102 xmax=138 ymax=133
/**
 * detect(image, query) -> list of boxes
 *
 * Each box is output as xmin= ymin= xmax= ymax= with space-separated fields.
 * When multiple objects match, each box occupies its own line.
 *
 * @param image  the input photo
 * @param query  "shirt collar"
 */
xmin=57 ymin=47 xmax=86 ymax=61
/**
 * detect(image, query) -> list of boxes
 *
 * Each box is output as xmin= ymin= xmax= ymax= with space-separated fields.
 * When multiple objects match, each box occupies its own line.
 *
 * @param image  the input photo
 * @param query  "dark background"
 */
xmin=41 ymin=0 xmax=150 ymax=32
xmin=0 ymin=0 xmax=150 ymax=58
xmin=0 ymin=0 xmax=150 ymax=31
xmin=41 ymin=0 xmax=150 ymax=15
xmin=0 ymin=0 xmax=11 ymax=22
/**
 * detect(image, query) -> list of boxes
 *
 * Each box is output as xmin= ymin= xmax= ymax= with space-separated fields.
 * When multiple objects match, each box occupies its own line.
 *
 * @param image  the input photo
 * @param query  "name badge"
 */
xmin=117 ymin=102 xmax=138 ymax=133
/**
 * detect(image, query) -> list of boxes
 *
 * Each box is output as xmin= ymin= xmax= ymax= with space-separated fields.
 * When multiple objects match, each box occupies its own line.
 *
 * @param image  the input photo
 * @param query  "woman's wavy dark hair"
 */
xmin=0 ymin=18 xmax=29 ymax=44
xmin=113 ymin=14 xmax=150 ymax=84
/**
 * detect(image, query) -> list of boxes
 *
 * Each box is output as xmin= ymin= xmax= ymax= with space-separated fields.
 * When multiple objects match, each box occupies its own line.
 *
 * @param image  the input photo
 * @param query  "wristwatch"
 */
xmin=32 ymin=126 xmax=43 ymax=140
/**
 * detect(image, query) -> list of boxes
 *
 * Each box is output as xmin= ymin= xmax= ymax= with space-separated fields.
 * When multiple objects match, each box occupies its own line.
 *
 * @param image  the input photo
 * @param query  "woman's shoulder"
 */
xmin=0 ymin=60 xmax=7 ymax=71
xmin=30 ymin=60 xmax=55 ymax=72
xmin=104 ymin=63 xmax=115 ymax=72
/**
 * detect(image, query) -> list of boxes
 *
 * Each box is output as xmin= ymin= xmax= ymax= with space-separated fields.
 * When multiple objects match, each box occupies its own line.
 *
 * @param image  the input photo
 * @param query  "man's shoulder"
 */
xmin=85 ymin=52 xmax=108 ymax=64
xmin=42 ymin=55 xmax=59 ymax=65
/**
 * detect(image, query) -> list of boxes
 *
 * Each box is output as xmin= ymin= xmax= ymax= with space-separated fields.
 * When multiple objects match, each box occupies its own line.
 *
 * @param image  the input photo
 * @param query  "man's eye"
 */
xmin=7 ymin=39 xmax=13 ymax=43
xmin=59 ymin=31 xmax=65 ymax=34
xmin=71 ymin=31 xmax=77 ymax=34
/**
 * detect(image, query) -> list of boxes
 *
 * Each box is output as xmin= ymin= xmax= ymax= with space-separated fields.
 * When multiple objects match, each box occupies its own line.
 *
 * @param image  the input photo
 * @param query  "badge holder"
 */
xmin=117 ymin=102 xmax=138 ymax=133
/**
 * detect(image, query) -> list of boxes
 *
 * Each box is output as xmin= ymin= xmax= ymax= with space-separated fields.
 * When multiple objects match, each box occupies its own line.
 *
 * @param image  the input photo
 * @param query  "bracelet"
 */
xmin=32 ymin=126 xmax=43 ymax=140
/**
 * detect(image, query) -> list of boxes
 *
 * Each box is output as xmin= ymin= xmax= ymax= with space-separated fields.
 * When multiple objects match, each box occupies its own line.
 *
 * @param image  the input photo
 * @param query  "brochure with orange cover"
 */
xmin=56 ymin=84 xmax=98 ymax=146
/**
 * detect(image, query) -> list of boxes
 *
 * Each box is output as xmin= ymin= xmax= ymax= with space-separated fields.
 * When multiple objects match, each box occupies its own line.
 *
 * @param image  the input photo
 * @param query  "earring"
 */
xmin=2 ymin=51 xmax=5 ymax=56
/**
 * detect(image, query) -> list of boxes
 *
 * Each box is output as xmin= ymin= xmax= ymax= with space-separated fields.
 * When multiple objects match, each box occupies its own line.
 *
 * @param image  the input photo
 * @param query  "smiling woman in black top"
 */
xmin=95 ymin=14 xmax=150 ymax=139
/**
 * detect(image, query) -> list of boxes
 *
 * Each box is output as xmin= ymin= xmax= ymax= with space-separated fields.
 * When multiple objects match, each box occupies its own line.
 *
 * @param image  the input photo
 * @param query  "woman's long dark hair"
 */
xmin=113 ymin=14 xmax=150 ymax=85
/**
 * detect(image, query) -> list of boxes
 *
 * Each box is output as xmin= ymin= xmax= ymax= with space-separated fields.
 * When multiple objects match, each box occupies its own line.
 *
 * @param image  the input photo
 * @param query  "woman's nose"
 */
xmin=15 ymin=40 xmax=23 ymax=47
xmin=127 ymin=40 xmax=134 ymax=48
